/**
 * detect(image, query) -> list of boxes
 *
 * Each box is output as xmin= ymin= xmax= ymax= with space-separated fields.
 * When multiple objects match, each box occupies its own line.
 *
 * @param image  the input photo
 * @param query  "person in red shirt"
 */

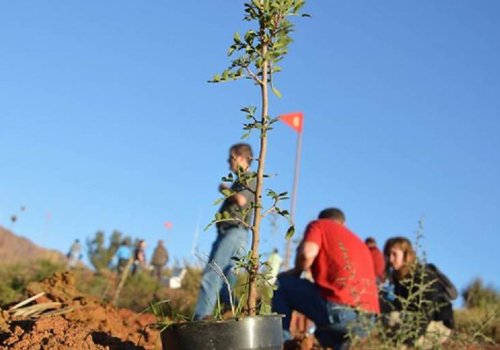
xmin=272 ymin=208 xmax=380 ymax=350
xmin=365 ymin=237 xmax=386 ymax=284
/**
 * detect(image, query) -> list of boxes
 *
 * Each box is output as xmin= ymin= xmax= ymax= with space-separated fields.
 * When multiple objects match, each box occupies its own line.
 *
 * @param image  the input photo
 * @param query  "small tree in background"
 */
xmin=87 ymin=230 xmax=129 ymax=271
xmin=463 ymin=278 xmax=500 ymax=309
xmin=209 ymin=0 xmax=307 ymax=316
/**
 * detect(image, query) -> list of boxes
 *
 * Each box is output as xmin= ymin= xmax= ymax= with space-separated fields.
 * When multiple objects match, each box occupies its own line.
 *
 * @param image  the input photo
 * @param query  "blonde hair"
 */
xmin=384 ymin=236 xmax=417 ymax=280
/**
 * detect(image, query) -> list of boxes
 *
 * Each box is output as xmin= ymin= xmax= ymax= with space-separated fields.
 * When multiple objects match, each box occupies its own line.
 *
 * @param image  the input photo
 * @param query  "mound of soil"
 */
xmin=0 ymin=271 xmax=160 ymax=350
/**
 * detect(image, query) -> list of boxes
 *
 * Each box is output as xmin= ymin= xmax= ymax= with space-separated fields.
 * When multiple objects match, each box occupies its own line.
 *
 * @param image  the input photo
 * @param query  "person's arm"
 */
xmin=295 ymin=241 xmax=319 ymax=272
xmin=219 ymin=183 xmax=248 ymax=207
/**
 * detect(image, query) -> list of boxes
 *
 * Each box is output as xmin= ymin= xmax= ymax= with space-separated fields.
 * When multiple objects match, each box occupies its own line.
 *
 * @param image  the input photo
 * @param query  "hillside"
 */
xmin=0 ymin=226 xmax=65 ymax=264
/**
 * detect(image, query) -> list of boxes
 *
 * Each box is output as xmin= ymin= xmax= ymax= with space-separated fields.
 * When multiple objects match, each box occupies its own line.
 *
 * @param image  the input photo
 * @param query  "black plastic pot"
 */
xmin=161 ymin=315 xmax=283 ymax=350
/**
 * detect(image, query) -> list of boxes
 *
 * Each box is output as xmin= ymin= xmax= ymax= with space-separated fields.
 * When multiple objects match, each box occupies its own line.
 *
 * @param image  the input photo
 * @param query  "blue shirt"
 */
xmin=116 ymin=246 xmax=131 ymax=260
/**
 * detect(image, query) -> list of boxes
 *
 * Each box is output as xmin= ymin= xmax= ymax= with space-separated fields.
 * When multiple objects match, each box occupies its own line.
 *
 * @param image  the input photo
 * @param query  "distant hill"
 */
xmin=0 ymin=226 xmax=66 ymax=264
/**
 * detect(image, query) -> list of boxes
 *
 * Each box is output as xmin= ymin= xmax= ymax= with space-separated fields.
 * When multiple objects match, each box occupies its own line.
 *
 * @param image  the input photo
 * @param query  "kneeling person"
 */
xmin=272 ymin=208 xmax=380 ymax=350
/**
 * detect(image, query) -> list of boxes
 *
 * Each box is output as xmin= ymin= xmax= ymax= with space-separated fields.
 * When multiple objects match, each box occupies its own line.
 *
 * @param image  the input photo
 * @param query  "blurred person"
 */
xmin=272 ymin=208 xmax=380 ymax=350
xmin=194 ymin=143 xmax=257 ymax=320
xmin=384 ymin=236 xmax=455 ymax=347
xmin=151 ymin=240 xmax=169 ymax=282
xmin=365 ymin=237 xmax=386 ymax=284
xmin=115 ymin=239 xmax=132 ymax=275
xmin=265 ymin=248 xmax=282 ymax=285
xmin=132 ymin=239 xmax=147 ymax=275
xmin=66 ymin=239 xmax=82 ymax=269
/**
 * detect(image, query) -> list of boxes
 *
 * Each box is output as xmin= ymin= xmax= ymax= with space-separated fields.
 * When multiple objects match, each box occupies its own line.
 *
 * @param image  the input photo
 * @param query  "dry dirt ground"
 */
xmin=0 ymin=271 xmax=498 ymax=350
xmin=0 ymin=271 xmax=159 ymax=350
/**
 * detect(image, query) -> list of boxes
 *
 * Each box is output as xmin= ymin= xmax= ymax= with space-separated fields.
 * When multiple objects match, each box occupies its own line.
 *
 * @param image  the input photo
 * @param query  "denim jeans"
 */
xmin=272 ymin=274 xmax=372 ymax=350
xmin=194 ymin=226 xmax=247 ymax=319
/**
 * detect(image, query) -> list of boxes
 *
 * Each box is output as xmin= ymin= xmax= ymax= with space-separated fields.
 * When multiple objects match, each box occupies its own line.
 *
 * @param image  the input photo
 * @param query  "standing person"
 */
xmin=365 ymin=237 xmax=386 ymax=284
xmin=151 ymin=240 xmax=169 ymax=282
xmin=272 ymin=208 xmax=380 ymax=350
xmin=66 ymin=239 xmax=82 ymax=269
xmin=115 ymin=239 xmax=131 ymax=275
xmin=194 ymin=143 xmax=257 ymax=320
xmin=265 ymin=248 xmax=282 ymax=285
xmin=384 ymin=237 xmax=455 ymax=347
xmin=132 ymin=240 xmax=147 ymax=275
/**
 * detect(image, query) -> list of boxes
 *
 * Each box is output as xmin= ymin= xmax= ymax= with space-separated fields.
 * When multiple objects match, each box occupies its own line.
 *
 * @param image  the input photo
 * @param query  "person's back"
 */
xmin=151 ymin=240 xmax=169 ymax=281
xmin=116 ymin=244 xmax=131 ymax=260
xmin=365 ymin=237 xmax=386 ymax=283
xmin=306 ymin=219 xmax=379 ymax=314
xmin=115 ymin=242 xmax=131 ymax=274
xmin=272 ymin=208 xmax=379 ymax=350
xmin=152 ymin=241 xmax=168 ymax=266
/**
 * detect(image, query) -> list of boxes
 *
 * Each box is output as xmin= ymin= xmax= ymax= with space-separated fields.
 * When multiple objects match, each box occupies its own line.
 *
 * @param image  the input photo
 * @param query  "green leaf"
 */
xmin=267 ymin=189 xmax=277 ymax=198
xmin=211 ymin=74 xmax=221 ymax=83
xmin=262 ymin=285 xmax=274 ymax=300
xmin=241 ymin=132 xmax=251 ymax=139
xmin=285 ymin=225 xmax=295 ymax=240
xmin=221 ymin=173 xmax=234 ymax=182
xmin=271 ymin=86 xmax=282 ymax=98
xmin=203 ymin=222 xmax=214 ymax=231
xmin=259 ymin=302 xmax=272 ymax=315
xmin=233 ymin=32 xmax=241 ymax=43
xmin=213 ymin=198 xmax=224 ymax=206
xmin=279 ymin=210 xmax=290 ymax=217
xmin=244 ymin=30 xmax=257 ymax=44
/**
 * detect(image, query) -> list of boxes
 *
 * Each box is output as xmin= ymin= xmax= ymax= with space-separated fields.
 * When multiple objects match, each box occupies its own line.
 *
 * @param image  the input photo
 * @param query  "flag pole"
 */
xmin=283 ymin=125 xmax=303 ymax=270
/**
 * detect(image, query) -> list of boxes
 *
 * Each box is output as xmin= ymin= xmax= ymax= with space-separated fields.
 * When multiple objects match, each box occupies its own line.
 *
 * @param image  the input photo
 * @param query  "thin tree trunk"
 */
xmin=248 ymin=34 xmax=269 ymax=316
xmin=112 ymin=258 xmax=133 ymax=305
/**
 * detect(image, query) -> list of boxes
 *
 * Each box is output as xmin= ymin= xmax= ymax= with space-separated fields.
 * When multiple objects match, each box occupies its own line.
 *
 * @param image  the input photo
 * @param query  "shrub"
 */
xmin=463 ymin=278 xmax=500 ymax=309
xmin=453 ymin=277 xmax=500 ymax=345
xmin=0 ymin=259 xmax=66 ymax=306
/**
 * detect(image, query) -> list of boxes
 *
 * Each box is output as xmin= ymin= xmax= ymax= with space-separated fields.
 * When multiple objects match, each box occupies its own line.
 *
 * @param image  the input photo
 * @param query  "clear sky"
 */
xmin=1 ymin=1 xmax=499 ymax=303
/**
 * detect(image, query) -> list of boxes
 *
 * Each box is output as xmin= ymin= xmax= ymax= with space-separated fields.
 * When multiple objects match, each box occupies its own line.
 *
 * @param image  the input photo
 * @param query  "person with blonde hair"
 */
xmin=384 ymin=236 xmax=455 ymax=348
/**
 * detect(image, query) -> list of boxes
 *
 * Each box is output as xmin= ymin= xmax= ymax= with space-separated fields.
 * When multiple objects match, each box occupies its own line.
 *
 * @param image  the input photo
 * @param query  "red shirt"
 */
xmin=368 ymin=246 xmax=386 ymax=281
xmin=303 ymin=219 xmax=380 ymax=314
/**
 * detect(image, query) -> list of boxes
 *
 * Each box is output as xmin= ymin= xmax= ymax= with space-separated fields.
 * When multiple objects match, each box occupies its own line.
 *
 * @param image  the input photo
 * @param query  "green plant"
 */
xmin=350 ymin=223 xmax=455 ymax=350
xmin=452 ymin=278 xmax=500 ymax=346
xmin=207 ymin=0 xmax=307 ymax=317
xmin=0 ymin=259 xmax=66 ymax=306
xmin=463 ymin=278 xmax=500 ymax=309
xmin=86 ymin=230 xmax=131 ymax=271
xmin=455 ymin=306 xmax=500 ymax=346
xmin=139 ymin=264 xmax=203 ymax=322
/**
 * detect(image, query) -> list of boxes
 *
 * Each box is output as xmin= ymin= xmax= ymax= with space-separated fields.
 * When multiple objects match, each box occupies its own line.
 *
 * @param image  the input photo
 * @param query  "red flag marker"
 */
xmin=279 ymin=112 xmax=303 ymax=133
xmin=164 ymin=221 xmax=173 ymax=230
xmin=278 ymin=112 xmax=305 ymax=269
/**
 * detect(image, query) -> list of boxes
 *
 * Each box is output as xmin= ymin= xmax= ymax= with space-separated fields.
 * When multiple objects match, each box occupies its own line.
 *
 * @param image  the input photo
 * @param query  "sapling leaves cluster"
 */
xmin=208 ymin=0 xmax=307 ymax=316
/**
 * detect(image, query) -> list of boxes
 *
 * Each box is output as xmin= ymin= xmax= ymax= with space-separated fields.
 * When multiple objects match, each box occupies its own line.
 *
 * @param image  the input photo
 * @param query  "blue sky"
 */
xmin=1 ymin=1 xmax=499 ymax=302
